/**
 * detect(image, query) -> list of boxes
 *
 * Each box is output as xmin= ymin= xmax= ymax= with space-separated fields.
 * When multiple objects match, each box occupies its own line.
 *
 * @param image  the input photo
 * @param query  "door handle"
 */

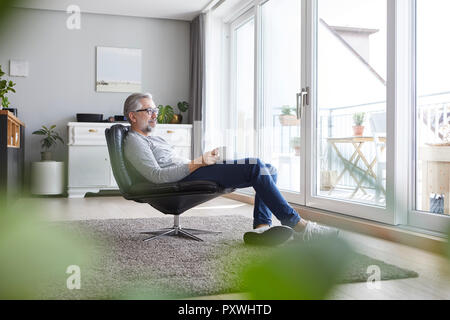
xmin=296 ymin=88 xmax=309 ymax=120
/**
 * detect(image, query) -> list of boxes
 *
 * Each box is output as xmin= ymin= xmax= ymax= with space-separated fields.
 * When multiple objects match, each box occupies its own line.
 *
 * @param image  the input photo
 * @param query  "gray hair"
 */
xmin=123 ymin=92 xmax=153 ymax=122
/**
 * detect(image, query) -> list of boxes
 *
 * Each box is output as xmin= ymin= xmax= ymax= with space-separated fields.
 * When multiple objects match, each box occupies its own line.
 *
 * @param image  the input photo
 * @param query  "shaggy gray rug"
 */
xmin=43 ymin=215 xmax=418 ymax=299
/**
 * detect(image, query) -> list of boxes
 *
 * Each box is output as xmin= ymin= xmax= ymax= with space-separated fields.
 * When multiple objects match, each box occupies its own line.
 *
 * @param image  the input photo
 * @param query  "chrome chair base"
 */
xmin=140 ymin=215 xmax=220 ymax=242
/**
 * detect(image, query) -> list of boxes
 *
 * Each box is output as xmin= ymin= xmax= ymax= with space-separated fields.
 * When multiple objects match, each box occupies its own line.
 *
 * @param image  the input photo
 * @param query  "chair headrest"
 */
xmin=105 ymin=124 xmax=136 ymax=193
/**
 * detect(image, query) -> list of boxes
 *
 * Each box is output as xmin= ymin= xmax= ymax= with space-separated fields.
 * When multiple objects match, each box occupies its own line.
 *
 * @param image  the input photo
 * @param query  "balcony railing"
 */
xmin=271 ymin=93 xmax=450 ymax=193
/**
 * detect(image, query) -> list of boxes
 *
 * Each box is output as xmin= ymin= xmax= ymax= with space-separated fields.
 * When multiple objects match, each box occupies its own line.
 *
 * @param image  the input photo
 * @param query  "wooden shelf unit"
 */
xmin=3 ymin=111 xmax=23 ymax=148
xmin=0 ymin=110 xmax=26 ymax=201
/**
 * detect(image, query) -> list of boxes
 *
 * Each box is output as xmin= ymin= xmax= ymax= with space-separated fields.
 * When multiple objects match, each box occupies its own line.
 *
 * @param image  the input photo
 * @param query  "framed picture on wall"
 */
xmin=96 ymin=46 xmax=142 ymax=93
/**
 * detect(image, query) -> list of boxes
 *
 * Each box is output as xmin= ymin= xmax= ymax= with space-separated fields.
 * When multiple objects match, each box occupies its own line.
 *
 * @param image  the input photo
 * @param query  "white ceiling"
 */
xmin=14 ymin=0 xmax=215 ymax=21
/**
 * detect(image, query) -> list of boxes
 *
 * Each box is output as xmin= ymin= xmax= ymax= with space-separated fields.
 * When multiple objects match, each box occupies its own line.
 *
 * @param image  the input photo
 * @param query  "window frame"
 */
xmin=218 ymin=0 xmax=449 ymax=234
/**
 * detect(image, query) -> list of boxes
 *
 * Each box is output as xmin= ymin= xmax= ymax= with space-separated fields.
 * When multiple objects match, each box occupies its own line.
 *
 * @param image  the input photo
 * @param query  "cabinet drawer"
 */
xmin=68 ymin=126 xmax=107 ymax=145
xmin=154 ymin=127 xmax=191 ymax=147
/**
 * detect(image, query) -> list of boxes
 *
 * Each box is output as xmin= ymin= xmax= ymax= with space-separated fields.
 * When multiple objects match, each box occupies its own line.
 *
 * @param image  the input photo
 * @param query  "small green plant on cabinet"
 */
xmin=177 ymin=101 xmax=189 ymax=113
xmin=32 ymin=125 xmax=64 ymax=161
xmin=157 ymin=105 xmax=174 ymax=124
xmin=171 ymin=101 xmax=189 ymax=124
xmin=0 ymin=65 xmax=16 ymax=109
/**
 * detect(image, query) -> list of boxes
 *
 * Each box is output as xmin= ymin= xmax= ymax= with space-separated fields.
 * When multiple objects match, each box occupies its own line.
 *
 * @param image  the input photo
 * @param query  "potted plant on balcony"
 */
xmin=0 ymin=65 xmax=18 ymax=116
xmin=171 ymin=101 xmax=189 ymax=124
xmin=352 ymin=112 xmax=366 ymax=136
xmin=279 ymin=105 xmax=299 ymax=126
xmin=32 ymin=125 xmax=64 ymax=161
xmin=290 ymin=136 xmax=301 ymax=156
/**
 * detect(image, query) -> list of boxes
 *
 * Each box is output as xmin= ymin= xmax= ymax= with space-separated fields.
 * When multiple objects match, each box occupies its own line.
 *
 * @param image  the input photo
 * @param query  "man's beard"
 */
xmin=143 ymin=120 xmax=155 ymax=133
xmin=143 ymin=125 xmax=154 ymax=133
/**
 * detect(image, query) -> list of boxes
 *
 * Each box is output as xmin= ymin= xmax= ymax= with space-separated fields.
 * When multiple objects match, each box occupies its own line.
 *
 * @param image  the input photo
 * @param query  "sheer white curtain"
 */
xmin=203 ymin=0 xmax=256 ymax=159
xmin=204 ymin=11 xmax=229 ymax=154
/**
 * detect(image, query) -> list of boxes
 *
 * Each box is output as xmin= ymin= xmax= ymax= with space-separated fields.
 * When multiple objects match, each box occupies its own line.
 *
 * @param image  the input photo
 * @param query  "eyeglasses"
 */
xmin=134 ymin=108 xmax=158 ymax=115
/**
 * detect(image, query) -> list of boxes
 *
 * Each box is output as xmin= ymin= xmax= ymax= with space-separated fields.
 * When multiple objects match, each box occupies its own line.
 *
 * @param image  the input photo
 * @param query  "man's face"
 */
xmin=129 ymin=98 xmax=158 ymax=134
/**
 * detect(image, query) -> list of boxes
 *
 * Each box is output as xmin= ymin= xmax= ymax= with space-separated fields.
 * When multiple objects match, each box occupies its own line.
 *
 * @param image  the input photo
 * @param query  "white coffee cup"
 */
xmin=217 ymin=146 xmax=228 ymax=162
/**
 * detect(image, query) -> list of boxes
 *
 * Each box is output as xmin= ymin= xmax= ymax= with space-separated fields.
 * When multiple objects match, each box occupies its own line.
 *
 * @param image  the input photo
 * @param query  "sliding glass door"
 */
xmin=227 ymin=0 xmax=396 ymax=224
xmin=224 ymin=0 xmax=450 ymax=230
xmin=306 ymin=0 xmax=395 ymax=223
xmin=411 ymin=0 xmax=450 ymax=233
xmin=229 ymin=0 xmax=304 ymax=202
xmin=259 ymin=0 xmax=304 ymax=203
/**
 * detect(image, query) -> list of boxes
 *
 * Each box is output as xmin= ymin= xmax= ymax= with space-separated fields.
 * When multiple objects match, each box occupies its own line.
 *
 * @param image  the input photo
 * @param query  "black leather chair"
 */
xmin=105 ymin=124 xmax=235 ymax=242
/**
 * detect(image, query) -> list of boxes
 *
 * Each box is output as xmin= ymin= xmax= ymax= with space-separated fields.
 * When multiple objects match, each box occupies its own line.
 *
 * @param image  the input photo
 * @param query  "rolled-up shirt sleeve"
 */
xmin=124 ymin=134 xmax=191 ymax=184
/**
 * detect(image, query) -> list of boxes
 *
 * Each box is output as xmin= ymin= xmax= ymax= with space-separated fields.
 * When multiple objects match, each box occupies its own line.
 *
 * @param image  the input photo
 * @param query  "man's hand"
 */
xmin=202 ymin=148 xmax=220 ymax=165
xmin=188 ymin=148 xmax=220 ymax=173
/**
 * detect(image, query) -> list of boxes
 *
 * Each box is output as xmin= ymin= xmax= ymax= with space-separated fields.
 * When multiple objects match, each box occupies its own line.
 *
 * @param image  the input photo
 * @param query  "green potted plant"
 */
xmin=32 ymin=125 xmax=64 ymax=161
xmin=290 ymin=136 xmax=301 ymax=156
xmin=0 ymin=65 xmax=17 ymax=116
xmin=352 ymin=112 xmax=366 ymax=136
xmin=157 ymin=105 xmax=175 ymax=124
xmin=279 ymin=105 xmax=299 ymax=126
xmin=171 ymin=101 xmax=189 ymax=124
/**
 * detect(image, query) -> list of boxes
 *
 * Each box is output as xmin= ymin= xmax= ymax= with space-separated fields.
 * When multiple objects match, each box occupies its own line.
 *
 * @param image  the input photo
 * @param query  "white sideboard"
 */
xmin=67 ymin=122 xmax=192 ymax=198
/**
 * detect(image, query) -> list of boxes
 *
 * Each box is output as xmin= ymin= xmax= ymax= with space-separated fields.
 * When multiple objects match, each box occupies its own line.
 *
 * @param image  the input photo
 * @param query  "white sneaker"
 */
xmin=243 ymin=225 xmax=294 ymax=246
xmin=296 ymin=221 xmax=340 ymax=242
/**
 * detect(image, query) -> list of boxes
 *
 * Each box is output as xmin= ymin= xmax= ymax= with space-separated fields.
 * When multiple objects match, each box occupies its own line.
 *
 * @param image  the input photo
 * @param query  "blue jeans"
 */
xmin=180 ymin=158 xmax=301 ymax=229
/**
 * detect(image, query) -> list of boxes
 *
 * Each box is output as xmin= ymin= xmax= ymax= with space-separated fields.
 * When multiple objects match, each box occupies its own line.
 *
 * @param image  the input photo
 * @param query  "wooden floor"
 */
xmin=13 ymin=195 xmax=450 ymax=300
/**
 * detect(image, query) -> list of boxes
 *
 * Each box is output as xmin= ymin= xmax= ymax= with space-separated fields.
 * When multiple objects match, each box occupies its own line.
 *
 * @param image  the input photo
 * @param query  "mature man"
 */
xmin=123 ymin=93 xmax=338 ymax=246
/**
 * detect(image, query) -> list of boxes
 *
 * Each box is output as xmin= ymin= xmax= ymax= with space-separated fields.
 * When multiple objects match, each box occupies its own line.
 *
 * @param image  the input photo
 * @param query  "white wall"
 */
xmin=0 ymin=7 xmax=191 ymax=186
